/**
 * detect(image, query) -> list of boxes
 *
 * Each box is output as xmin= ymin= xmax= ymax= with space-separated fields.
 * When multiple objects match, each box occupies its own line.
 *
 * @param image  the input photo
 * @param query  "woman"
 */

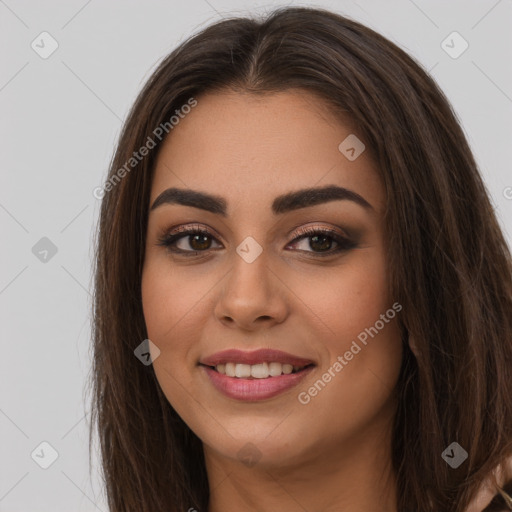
xmin=89 ymin=6 xmax=512 ymax=511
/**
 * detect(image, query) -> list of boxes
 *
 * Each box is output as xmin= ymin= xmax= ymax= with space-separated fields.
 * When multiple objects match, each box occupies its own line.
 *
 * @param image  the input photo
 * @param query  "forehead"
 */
xmin=150 ymin=90 xmax=384 ymax=213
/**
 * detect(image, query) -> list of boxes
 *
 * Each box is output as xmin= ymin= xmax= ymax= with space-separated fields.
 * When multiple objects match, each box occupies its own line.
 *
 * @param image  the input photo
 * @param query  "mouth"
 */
xmin=200 ymin=361 xmax=315 ymax=379
xmin=199 ymin=349 xmax=316 ymax=401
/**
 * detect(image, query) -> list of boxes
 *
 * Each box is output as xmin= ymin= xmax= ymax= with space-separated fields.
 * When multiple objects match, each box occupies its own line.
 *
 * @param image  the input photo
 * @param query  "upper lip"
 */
xmin=200 ymin=349 xmax=315 ymax=367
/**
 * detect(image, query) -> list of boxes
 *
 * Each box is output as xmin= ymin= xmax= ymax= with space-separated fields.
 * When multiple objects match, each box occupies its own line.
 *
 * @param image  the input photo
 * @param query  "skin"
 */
xmin=141 ymin=90 xmax=403 ymax=512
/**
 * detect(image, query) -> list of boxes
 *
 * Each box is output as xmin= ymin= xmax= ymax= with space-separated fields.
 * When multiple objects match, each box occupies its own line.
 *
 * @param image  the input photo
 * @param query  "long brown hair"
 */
xmin=88 ymin=7 xmax=512 ymax=511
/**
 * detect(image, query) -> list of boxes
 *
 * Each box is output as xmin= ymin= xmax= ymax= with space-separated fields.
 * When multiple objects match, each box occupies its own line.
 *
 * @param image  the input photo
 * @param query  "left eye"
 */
xmin=286 ymin=228 xmax=356 ymax=255
xmin=157 ymin=226 xmax=355 ymax=256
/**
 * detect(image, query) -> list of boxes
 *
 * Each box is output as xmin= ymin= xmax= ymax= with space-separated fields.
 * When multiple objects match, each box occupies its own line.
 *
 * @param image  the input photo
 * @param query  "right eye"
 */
xmin=156 ymin=225 xmax=223 ymax=254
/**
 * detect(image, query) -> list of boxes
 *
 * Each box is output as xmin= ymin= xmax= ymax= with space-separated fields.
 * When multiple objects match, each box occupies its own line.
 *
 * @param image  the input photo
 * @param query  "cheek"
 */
xmin=141 ymin=257 xmax=213 ymax=345
xmin=291 ymin=247 xmax=402 ymax=407
xmin=291 ymin=246 xmax=392 ymax=342
xmin=141 ymin=260 xmax=205 ymax=413
xmin=338 ymin=255 xmax=401 ymax=374
xmin=140 ymin=259 xmax=210 ymax=405
xmin=335 ymin=268 xmax=392 ymax=345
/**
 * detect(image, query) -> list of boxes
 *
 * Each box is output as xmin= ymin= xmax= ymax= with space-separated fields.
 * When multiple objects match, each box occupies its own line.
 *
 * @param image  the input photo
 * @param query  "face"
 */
xmin=141 ymin=90 xmax=403 ymax=471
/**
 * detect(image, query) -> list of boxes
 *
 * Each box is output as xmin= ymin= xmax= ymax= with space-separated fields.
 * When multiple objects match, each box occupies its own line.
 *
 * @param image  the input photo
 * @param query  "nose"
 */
xmin=213 ymin=250 xmax=289 ymax=331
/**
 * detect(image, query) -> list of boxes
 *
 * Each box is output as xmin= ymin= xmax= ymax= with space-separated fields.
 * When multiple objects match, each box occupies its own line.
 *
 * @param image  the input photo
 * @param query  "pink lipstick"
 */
xmin=199 ymin=348 xmax=315 ymax=401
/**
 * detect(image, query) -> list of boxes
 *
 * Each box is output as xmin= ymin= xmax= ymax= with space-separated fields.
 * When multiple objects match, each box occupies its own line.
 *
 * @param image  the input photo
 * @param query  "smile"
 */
xmin=199 ymin=348 xmax=316 ymax=401
xmin=208 ymin=361 xmax=312 ymax=378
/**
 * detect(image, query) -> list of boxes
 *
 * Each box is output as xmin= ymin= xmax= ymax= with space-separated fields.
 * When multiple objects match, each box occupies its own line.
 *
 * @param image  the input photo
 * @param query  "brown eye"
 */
xmin=186 ymin=234 xmax=213 ymax=251
xmin=287 ymin=227 xmax=357 ymax=256
xmin=157 ymin=227 xmax=222 ymax=254
xmin=308 ymin=234 xmax=334 ymax=252
xmin=156 ymin=224 xmax=356 ymax=258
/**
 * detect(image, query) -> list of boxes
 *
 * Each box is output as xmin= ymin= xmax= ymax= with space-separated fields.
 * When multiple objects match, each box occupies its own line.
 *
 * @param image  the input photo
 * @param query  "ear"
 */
xmin=407 ymin=334 xmax=421 ymax=359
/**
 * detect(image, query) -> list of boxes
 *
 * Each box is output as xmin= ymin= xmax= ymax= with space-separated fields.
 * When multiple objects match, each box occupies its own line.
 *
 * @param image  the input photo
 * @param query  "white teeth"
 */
xmin=282 ymin=364 xmax=293 ymax=374
xmin=234 ymin=364 xmax=251 ymax=378
xmin=225 ymin=362 xmax=236 ymax=377
xmin=214 ymin=361 xmax=307 ymax=378
xmin=269 ymin=362 xmax=282 ymax=377
xmin=251 ymin=362 xmax=269 ymax=378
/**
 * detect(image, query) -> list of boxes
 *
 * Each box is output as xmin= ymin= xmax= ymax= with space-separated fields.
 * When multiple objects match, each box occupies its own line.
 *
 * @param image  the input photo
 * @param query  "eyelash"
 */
xmin=156 ymin=224 xmax=357 ymax=258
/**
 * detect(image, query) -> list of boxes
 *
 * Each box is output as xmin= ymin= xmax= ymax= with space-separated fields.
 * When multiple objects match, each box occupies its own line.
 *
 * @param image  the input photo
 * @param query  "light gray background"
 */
xmin=1 ymin=1 xmax=511 ymax=510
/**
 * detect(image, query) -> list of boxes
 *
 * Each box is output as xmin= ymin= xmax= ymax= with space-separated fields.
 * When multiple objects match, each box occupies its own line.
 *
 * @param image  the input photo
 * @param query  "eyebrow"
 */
xmin=150 ymin=185 xmax=374 ymax=215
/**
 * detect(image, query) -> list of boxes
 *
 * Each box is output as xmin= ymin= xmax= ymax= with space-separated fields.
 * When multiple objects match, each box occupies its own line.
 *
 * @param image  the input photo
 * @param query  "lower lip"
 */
xmin=201 ymin=365 xmax=315 ymax=401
